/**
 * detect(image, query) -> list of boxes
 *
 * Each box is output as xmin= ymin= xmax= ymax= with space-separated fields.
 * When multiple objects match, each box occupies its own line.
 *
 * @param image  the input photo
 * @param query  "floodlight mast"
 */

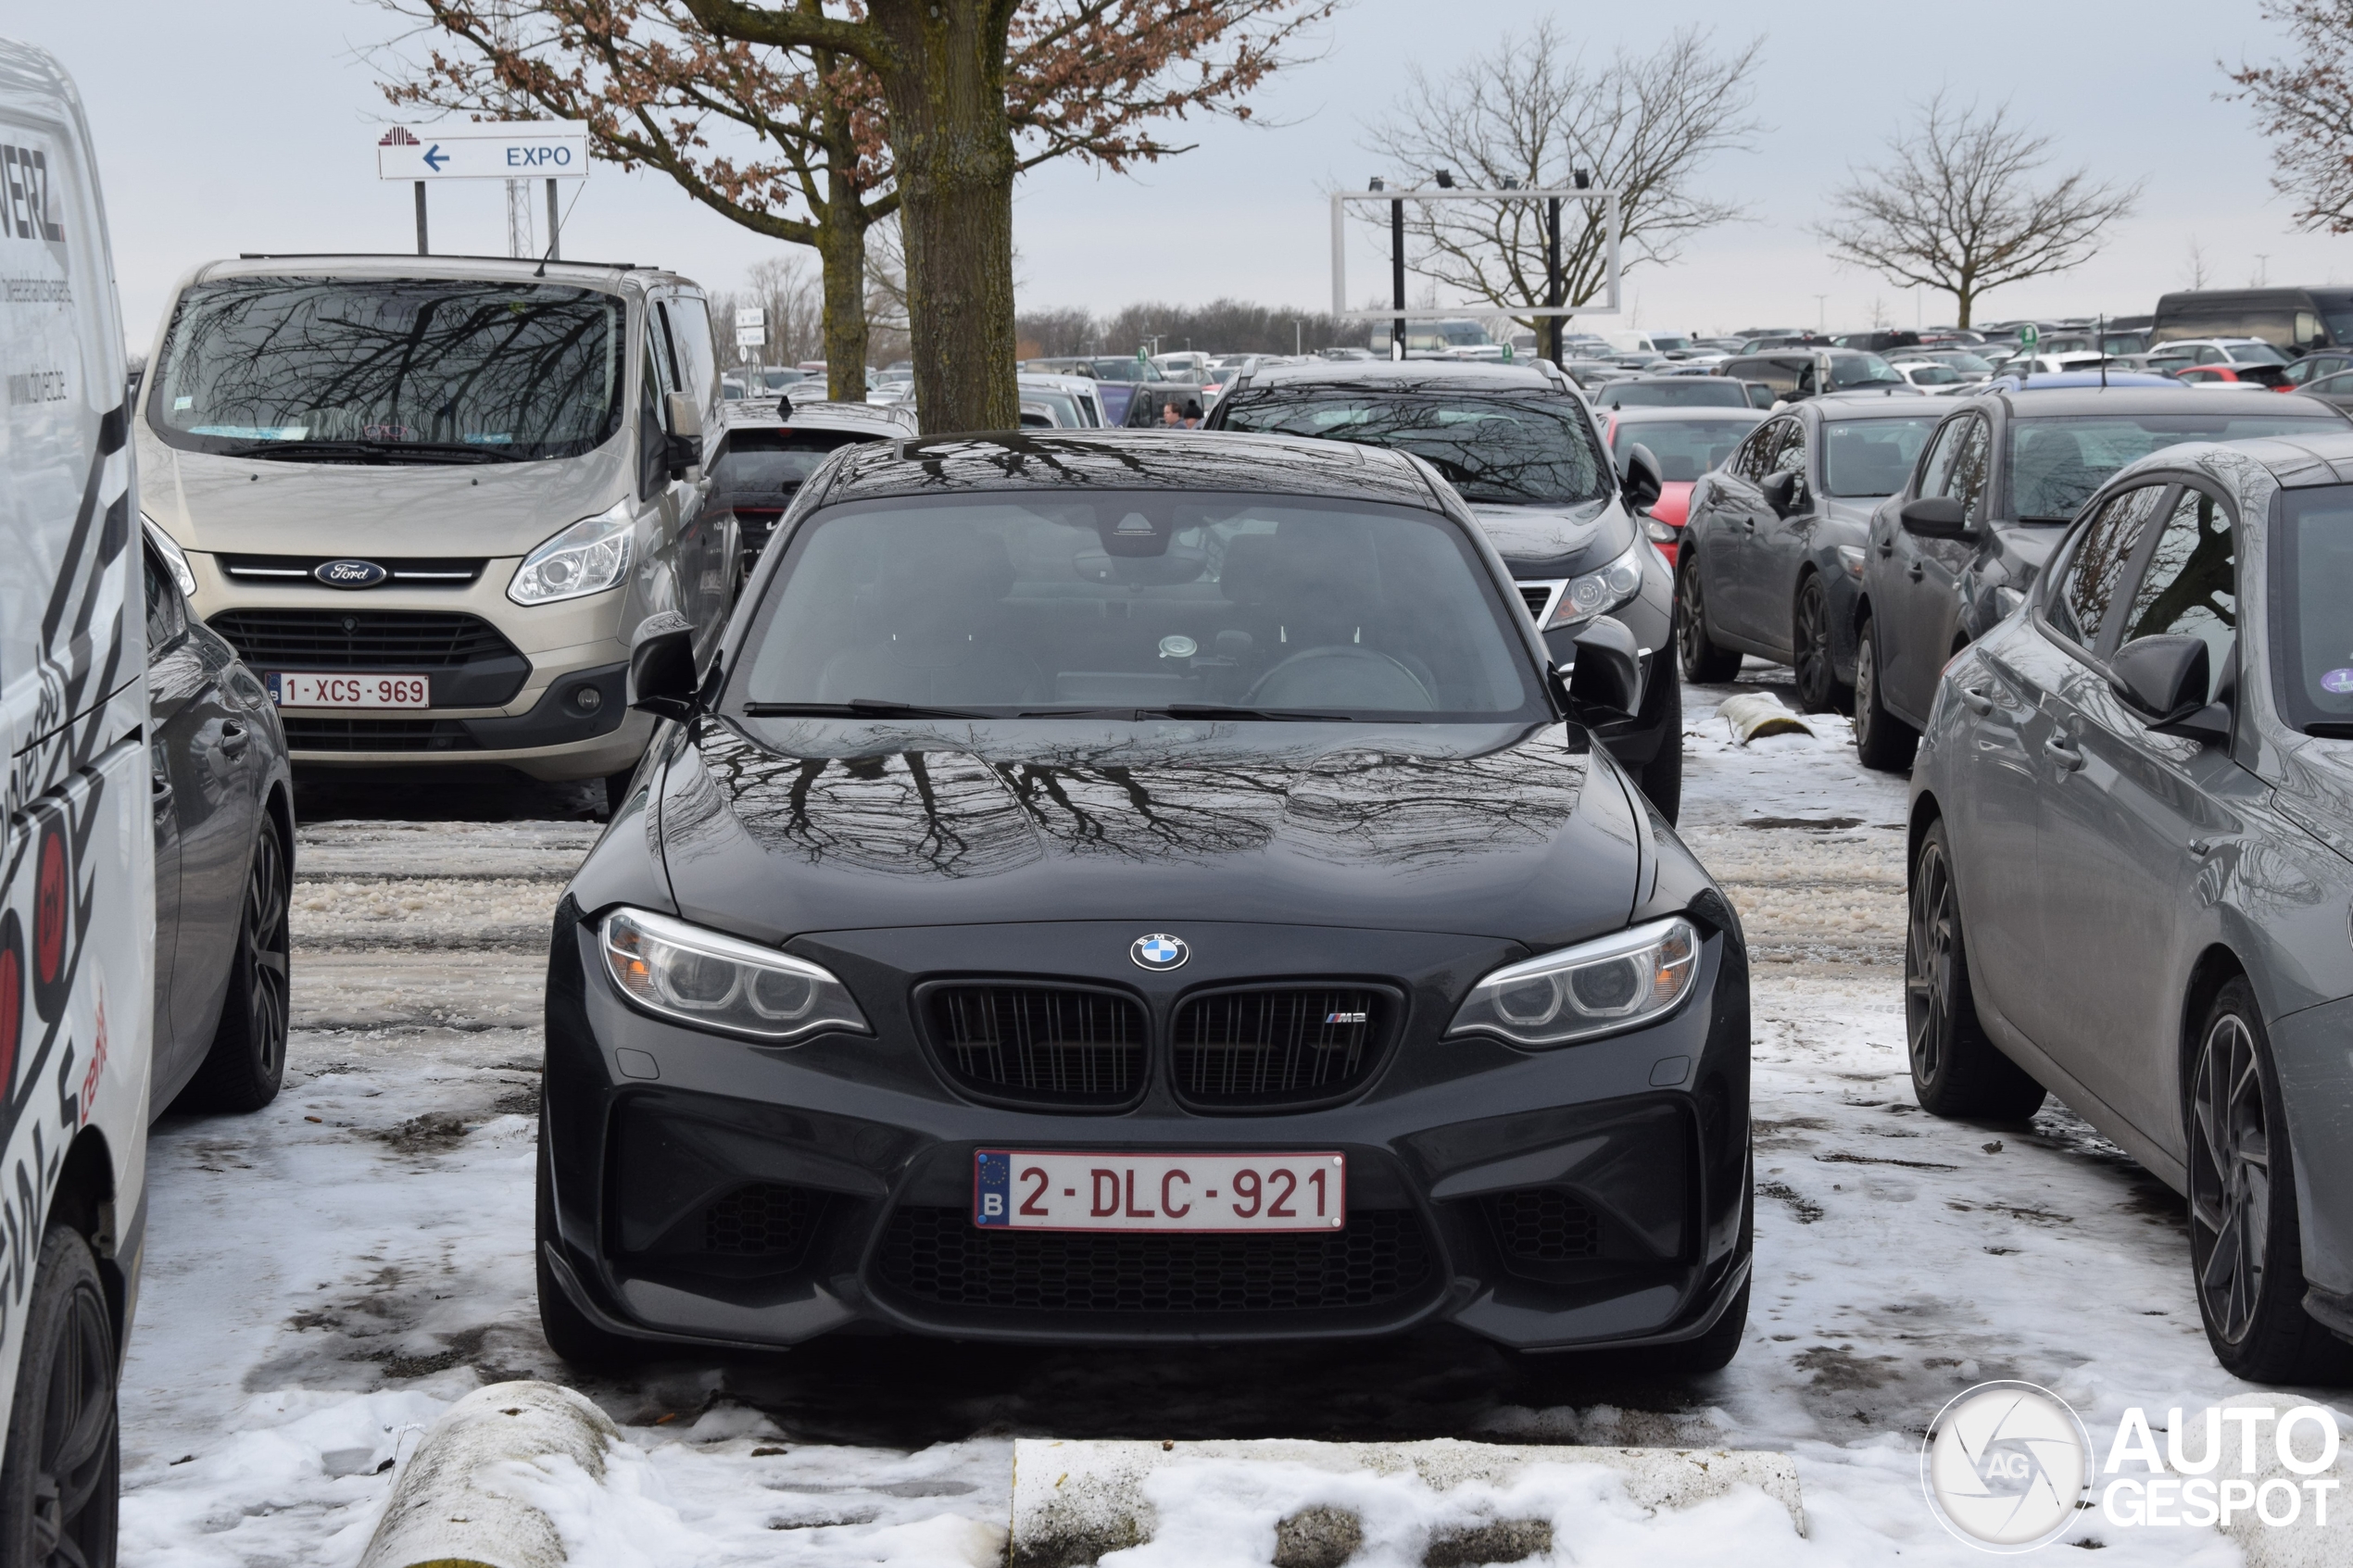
xmin=1328 ymin=186 xmax=1621 ymax=356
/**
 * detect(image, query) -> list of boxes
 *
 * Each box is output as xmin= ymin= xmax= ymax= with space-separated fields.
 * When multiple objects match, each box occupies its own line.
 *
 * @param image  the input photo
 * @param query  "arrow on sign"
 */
xmin=422 ymin=144 xmax=448 ymax=172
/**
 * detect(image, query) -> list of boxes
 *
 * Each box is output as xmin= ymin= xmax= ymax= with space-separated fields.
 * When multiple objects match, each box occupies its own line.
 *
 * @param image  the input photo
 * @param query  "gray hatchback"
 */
xmin=1906 ymin=432 xmax=2353 ymax=1382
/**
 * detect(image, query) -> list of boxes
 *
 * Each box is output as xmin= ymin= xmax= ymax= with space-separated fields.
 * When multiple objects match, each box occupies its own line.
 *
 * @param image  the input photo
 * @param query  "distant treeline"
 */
xmin=1015 ymin=298 xmax=1361 ymax=359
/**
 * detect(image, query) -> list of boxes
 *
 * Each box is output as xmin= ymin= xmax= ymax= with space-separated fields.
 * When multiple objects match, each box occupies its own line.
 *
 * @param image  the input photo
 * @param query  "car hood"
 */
xmin=1465 ymin=498 xmax=1632 ymax=578
xmin=133 ymin=428 xmax=635 ymax=557
xmin=652 ymin=717 xmax=1645 ymax=946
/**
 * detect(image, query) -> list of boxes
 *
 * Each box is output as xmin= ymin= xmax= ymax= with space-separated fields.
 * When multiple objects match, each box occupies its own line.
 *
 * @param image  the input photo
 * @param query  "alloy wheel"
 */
xmin=1905 ymin=836 xmax=1957 ymax=1085
xmin=2189 ymin=1011 xmax=2271 ymax=1346
xmin=30 ymin=1273 xmax=113 ymax=1567
xmin=245 ymin=826 xmax=290 ymax=1083
xmin=1793 ymin=580 xmax=1833 ymax=710
xmin=1676 ymin=567 xmax=1706 ymax=671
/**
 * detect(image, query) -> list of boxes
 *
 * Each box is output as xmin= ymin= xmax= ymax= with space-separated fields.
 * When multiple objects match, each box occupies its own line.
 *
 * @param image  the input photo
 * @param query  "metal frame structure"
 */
xmin=1329 ymin=186 xmax=1621 ymax=359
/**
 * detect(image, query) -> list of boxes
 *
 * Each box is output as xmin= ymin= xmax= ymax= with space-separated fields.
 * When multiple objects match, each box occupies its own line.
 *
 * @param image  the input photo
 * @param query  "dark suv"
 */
xmin=1717 ymin=350 xmax=1917 ymax=402
xmin=1851 ymin=386 xmax=2351 ymax=769
xmin=1209 ymin=359 xmax=1683 ymax=819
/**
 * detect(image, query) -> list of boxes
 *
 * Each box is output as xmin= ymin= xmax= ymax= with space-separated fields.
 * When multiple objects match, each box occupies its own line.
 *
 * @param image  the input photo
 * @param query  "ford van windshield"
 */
xmin=146 ymin=277 xmax=625 ymax=463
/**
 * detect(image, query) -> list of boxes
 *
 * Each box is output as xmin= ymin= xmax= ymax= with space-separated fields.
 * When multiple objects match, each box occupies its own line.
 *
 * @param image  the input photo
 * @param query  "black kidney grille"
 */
xmin=1172 ymin=987 xmax=1389 ymax=1104
xmin=1485 ymin=1187 xmax=1602 ymax=1263
xmin=703 ymin=1183 xmax=823 ymax=1267
xmin=876 ymin=1206 xmax=1432 ymax=1313
xmin=280 ymin=718 xmax=478 ymax=752
xmin=926 ymin=986 xmax=1145 ymax=1104
xmin=208 ymin=608 xmax=520 ymax=670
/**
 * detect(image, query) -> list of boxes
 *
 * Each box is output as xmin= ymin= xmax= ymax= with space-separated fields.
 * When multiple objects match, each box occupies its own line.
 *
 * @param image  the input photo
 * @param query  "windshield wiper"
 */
xmin=220 ymin=438 xmax=510 ymax=464
xmin=1143 ymin=704 xmax=1363 ymax=721
xmin=741 ymin=698 xmax=991 ymax=720
xmin=2304 ymin=721 xmax=2353 ymax=739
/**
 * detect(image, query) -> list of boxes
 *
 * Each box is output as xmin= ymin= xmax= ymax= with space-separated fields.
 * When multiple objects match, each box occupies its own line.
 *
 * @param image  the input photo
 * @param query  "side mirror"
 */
xmin=628 ymin=612 xmax=700 ymax=721
xmin=1563 ymin=614 xmax=1643 ymax=720
xmin=1621 ymin=443 xmax=1665 ymax=512
xmin=1899 ymin=495 xmax=1975 ymax=539
xmin=2111 ymin=633 xmax=2229 ymax=741
xmin=1759 ymin=470 xmax=1800 ymax=517
xmin=663 ymin=391 xmax=704 ymax=480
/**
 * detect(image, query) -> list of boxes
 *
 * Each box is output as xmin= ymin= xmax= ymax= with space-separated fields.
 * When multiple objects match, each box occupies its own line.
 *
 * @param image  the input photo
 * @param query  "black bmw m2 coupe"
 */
xmin=537 ymin=430 xmax=1752 ymax=1370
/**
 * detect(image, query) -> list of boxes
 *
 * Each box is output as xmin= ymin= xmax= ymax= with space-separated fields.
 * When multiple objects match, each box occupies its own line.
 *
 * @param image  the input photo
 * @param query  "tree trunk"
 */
xmin=817 ymin=212 xmax=871 ymax=401
xmin=871 ymin=0 xmax=1020 ymax=434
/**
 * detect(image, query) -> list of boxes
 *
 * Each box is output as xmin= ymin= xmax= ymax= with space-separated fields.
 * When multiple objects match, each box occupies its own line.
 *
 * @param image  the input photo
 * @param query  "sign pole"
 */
xmin=1546 ymin=196 xmax=1564 ymax=364
xmin=1390 ymin=195 xmax=1405 ymax=360
xmin=414 ymin=181 xmax=429 ymax=257
xmin=545 ymin=178 xmax=560 ymax=260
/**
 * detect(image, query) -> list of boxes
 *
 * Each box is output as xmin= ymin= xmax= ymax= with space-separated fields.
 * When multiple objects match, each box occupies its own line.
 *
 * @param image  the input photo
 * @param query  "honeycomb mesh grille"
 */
xmin=875 ymin=1206 xmax=1432 ymax=1313
xmin=702 ymin=1184 xmax=823 ymax=1266
xmin=209 ymin=608 xmax=521 ymax=670
xmin=1484 ymin=1187 xmax=1602 ymax=1263
xmin=1172 ymin=987 xmax=1390 ymax=1105
xmin=925 ymin=986 xmax=1146 ymax=1105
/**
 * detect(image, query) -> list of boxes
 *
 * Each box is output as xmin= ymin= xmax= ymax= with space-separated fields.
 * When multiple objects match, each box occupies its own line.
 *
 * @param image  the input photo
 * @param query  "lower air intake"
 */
xmin=701 ymin=1184 xmax=823 ymax=1268
xmin=1484 ymin=1187 xmax=1602 ymax=1263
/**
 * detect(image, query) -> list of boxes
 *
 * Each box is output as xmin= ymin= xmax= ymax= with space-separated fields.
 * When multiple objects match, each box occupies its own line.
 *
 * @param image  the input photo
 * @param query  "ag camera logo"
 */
xmin=1921 ymin=1382 xmax=2093 ymax=1552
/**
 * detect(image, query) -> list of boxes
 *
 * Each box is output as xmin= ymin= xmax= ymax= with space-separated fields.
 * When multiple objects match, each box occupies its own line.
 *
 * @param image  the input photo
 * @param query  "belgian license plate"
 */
xmin=973 ymin=1149 xmax=1345 ymax=1233
xmin=268 ymin=672 xmax=429 ymax=709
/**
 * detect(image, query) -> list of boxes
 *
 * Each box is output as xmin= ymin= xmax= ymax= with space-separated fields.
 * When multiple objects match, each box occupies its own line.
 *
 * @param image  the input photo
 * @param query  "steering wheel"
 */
xmin=1246 ymin=646 xmax=1436 ymax=710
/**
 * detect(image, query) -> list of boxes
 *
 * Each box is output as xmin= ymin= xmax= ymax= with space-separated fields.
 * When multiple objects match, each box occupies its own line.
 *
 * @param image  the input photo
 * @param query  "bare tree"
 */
xmin=1355 ymin=22 xmax=1761 ymax=333
xmin=1813 ymin=94 xmax=2141 ymax=329
xmin=2183 ymin=235 xmax=2213 ymax=290
xmin=2225 ymin=1 xmax=2353 ymax=233
xmin=708 ymin=253 xmax=826 ymax=370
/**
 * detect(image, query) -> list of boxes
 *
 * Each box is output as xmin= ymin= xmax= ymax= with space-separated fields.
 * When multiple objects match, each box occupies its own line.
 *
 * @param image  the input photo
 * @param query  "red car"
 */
xmin=1603 ymin=405 xmax=1767 ymax=565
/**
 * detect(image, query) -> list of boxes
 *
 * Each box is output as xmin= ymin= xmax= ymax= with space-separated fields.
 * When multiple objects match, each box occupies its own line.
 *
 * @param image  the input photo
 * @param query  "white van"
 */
xmin=136 ymin=256 xmax=726 ymax=810
xmin=0 ymin=38 xmax=152 ymax=1561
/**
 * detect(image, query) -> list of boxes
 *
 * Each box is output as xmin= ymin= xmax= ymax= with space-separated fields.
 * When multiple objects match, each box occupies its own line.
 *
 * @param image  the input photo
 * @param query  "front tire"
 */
xmin=177 ymin=813 xmax=291 ymax=1114
xmin=2186 ymin=980 xmax=2353 ymax=1384
xmin=0 ymin=1227 xmax=119 ymax=1568
xmin=1906 ymin=819 xmax=2045 ymax=1120
xmin=1792 ymin=575 xmax=1848 ymax=713
xmin=1853 ymin=617 xmax=1918 ymax=772
xmin=1674 ymin=555 xmax=1742 ymax=684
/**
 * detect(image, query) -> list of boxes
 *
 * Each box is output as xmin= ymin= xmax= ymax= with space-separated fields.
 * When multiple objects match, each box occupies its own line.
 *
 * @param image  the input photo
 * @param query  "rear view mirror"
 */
xmin=1759 ymin=470 xmax=1800 ymax=517
xmin=1621 ymin=444 xmax=1665 ymax=512
xmin=628 ymin=612 xmax=699 ymax=721
xmin=1899 ymin=495 xmax=1974 ymax=539
xmin=1563 ymin=614 xmax=1643 ymax=720
xmin=663 ymin=391 xmax=705 ymax=479
xmin=2110 ymin=634 xmax=2229 ymax=741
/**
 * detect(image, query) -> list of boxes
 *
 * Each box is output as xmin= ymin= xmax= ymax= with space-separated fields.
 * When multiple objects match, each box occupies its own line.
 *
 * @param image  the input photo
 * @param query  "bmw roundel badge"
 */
xmin=1130 ymin=933 xmax=1188 ymax=971
xmin=315 ymin=558 xmax=388 ymax=589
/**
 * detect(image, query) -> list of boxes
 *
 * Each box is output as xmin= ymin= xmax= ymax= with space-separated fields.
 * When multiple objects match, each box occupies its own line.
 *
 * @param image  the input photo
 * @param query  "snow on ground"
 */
xmin=114 ymin=669 xmax=2344 ymax=1564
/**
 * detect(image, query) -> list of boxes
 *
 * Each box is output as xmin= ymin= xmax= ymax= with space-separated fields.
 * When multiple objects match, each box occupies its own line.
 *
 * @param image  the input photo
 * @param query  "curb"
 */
xmin=1008 ymin=1436 xmax=1806 ymax=1567
xmin=359 ymin=1380 xmax=620 ymax=1568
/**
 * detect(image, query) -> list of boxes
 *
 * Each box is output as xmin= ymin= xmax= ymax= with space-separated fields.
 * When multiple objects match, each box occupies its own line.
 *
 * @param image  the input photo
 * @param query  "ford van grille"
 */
xmin=209 ymin=609 xmax=521 ymax=670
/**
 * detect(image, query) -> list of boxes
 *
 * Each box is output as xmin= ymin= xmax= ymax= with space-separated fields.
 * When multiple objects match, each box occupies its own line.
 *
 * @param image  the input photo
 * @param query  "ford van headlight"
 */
xmin=141 ymin=514 xmax=198 ymax=598
xmin=600 ymin=907 xmax=869 ymax=1044
xmin=510 ymin=502 xmax=633 ymax=605
xmin=1449 ymin=916 xmax=1700 ymax=1047
xmin=1545 ymin=536 xmax=1648 ymax=628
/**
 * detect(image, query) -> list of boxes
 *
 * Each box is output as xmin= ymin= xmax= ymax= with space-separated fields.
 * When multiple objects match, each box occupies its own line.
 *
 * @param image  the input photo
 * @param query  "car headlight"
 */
xmin=1544 ymin=536 xmax=1649 ymax=629
xmin=1448 ymin=915 xmax=1701 ymax=1047
xmin=1836 ymin=544 xmax=1866 ymax=580
xmin=141 ymin=513 xmax=197 ymax=598
xmin=510 ymin=501 xmax=634 ymax=606
xmin=599 ymin=906 xmax=870 ymax=1044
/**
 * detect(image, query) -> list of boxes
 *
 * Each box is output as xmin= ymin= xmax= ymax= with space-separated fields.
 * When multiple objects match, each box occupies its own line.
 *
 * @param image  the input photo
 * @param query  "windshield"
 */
xmin=1608 ymin=417 xmax=1759 ymax=482
xmin=1902 ymin=363 xmax=1963 ymax=385
xmin=2273 ymin=485 xmax=2353 ymax=734
xmin=1821 ymin=416 xmax=1942 ymax=496
xmin=1830 ymin=353 xmax=1904 ymax=389
xmin=732 ymin=493 xmax=1546 ymax=720
xmin=147 ymin=277 xmax=624 ymax=462
xmin=710 ymin=427 xmax=875 ymax=495
xmin=1089 ymin=358 xmax=1160 ymax=383
xmin=1216 ymin=388 xmax=1610 ymax=505
xmin=2233 ymin=342 xmax=2293 ymax=366
xmin=2009 ymin=412 xmax=2347 ymax=521
xmin=1604 ymin=380 xmax=1749 ymax=408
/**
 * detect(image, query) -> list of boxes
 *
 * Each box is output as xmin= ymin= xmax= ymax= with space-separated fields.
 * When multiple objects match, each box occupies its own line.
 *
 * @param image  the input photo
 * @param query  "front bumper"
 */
xmin=540 ymin=907 xmax=1752 ymax=1351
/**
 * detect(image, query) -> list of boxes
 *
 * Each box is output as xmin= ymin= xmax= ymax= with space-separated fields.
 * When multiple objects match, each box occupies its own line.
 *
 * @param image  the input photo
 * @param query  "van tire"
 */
xmin=0 ymin=1227 xmax=119 ymax=1568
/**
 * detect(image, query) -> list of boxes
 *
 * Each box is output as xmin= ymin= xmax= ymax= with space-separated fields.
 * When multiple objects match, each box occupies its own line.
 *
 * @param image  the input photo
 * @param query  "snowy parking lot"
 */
xmin=116 ymin=664 xmax=2340 ymax=1566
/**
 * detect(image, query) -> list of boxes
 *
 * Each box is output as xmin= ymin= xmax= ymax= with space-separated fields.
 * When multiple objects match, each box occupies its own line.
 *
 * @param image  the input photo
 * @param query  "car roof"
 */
xmin=189 ymin=252 xmax=692 ymax=295
xmin=2108 ymin=427 xmax=2353 ymax=491
xmin=1807 ymin=398 xmax=1954 ymax=422
xmin=816 ymin=429 xmax=1442 ymax=508
xmin=1604 ymin=404 xmax=1765 ymax=423
xmin=1237 ymin=359 xmax=1566 ymax=392
xmin=726 ymin=400 xmax=917 ymax=436
xmin=1964 ymin=385 xmax=2318 ymax=415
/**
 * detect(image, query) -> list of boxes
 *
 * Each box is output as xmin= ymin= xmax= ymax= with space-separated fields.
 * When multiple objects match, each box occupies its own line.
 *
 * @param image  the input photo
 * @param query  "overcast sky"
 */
xmin=4 ymin=0 xmax=2342 ymax=346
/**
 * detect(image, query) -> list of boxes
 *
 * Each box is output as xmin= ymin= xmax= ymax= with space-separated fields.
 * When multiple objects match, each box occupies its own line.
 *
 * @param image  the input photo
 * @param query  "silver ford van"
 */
xmin=135 ymin=256 xmax=729 ymax=808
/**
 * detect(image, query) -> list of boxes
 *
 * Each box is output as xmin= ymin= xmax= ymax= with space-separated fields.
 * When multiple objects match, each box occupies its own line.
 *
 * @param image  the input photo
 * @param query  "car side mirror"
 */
xmin=663 ymin=391 xmax=705 ymax=480
xmin=1900 ymin=495 xmax=1976 ymax=539
xmin=1760 ymin=470 xmax=1801 ymax=516
xmin=1621 ymin=443 xmax=1665 ymax=512
xmin=628 ymin=612 xmax=700 ymax=721
xmin=1562 ymin=614 xmax=1643 ymax=721
xmin=2111 ymin=633 xmax=2229 ymax=742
